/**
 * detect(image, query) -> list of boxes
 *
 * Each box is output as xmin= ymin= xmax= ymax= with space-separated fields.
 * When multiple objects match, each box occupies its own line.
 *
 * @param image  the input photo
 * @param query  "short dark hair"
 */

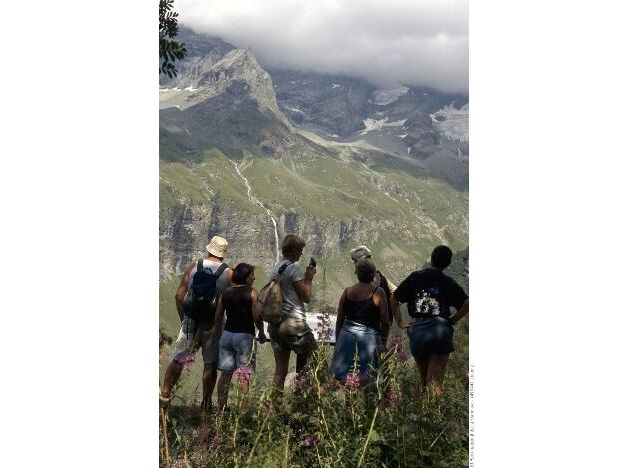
xmin=431 ymin=245 xmax=453 ymax=270
xmin=232 ymin=263 xmax=255 ymax=285
xmin=281 ymin=234 xmax=306 ymax=257
xmin=355 ymin=258 xmax=376 ymax=283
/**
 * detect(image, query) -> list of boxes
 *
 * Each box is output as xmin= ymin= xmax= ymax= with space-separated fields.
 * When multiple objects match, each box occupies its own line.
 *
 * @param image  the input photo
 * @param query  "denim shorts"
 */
xmin=407 ymin=316 xmax=454 ymax=358
xmin=218 ymin=331 xmax=256 ymax=371
xmin=330 ymin=320 xmax=381 ymax=380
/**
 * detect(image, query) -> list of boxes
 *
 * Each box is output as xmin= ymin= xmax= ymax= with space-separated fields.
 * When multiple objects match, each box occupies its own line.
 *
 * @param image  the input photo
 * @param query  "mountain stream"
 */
xmin=231 ymin=161 xmax=280 ymax=263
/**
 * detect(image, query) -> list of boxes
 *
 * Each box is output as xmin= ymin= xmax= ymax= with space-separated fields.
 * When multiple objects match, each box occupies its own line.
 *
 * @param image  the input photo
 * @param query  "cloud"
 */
xmin=175 ymin=0 xmax=468 ymax=95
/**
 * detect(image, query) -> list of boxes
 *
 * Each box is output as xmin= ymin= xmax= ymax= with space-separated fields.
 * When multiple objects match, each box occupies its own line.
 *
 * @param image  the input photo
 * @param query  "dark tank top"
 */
xmin=222 ymin=285 xmax=255 ymax=335
xmin=343 ymin=286 xmax=381 ymax=332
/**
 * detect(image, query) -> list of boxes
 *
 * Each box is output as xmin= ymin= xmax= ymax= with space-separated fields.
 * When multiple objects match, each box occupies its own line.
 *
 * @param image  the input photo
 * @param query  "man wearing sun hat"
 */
xmin=160 ymin=236 xmax=234 ymax=410
xmin=349 ymin=245 xmax=397 ymax=329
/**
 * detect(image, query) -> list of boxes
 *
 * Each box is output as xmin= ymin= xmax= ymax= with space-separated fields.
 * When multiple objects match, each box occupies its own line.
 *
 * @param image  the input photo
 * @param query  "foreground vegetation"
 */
xmin=159 ymin=316 xmax=468 ymax=467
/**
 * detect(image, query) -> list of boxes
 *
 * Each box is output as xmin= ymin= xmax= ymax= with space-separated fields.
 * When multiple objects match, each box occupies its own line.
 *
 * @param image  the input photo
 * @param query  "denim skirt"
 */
xmin=330 ymin=320 xmax=381 ymax=380
xmin=407 ymin=316 xmax=454 ymax=358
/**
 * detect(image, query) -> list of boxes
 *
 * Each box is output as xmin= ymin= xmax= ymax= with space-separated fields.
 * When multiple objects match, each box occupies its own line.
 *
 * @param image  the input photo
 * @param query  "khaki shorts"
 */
xmin=172 ymin=317 xmax=219 ymax=366
xmin=268 ymin=317 xmax=318 ymax=355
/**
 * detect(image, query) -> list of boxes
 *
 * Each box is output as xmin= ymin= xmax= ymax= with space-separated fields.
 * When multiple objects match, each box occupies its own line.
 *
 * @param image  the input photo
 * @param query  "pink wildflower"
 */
xmin=344 ymin=371 xmax=362 ymax=389
xmin=302 ymin=435 xmax=318 ymax=447
xmin=171 ymin=460 xmax=186 ymax=468
xmin=316 ymin=310 xmax=334 ymax=342
xmin=233 ymin=366 xmax=253 ymax=385
xmin=391 ymin=336 xmax=409 ymax=363
xmin=177 ymin=352 xmax=196 ymax=369
xmin=209 ymin=434 xmax=224 ymax=451
xmin=387 ymin=389 xmax=404 ymax=408
xmin=344 ymin=369 xmax=372 ymax=389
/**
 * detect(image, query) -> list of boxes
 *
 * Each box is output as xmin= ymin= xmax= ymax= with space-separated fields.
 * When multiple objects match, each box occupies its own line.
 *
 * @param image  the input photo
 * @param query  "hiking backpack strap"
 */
xmin=212 ymin=262 xmax=229 ymax=281
xmin=277 ymin=262 xmax=289 ymax=277
xmin=275 ymin=262 xmax=290 ymax=305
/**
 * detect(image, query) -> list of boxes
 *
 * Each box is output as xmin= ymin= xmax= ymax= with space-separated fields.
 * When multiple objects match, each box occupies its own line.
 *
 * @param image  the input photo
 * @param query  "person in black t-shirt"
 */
xmin=391 ymin=245 xmax=469 ymax=397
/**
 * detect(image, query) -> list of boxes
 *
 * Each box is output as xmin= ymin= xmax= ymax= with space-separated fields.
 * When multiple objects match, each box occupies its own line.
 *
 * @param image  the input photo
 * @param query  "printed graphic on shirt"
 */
xmin=414 ymin=289 xmax=441 ymax=316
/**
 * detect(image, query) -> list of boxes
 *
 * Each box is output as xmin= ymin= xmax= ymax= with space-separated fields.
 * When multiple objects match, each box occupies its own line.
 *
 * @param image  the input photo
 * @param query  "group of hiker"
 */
xmin=159 ymin=234 xmax=469 ymax=411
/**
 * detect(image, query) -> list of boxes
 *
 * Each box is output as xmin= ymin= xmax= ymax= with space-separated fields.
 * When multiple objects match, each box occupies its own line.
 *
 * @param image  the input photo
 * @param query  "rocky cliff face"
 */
xmin=159 ymin=198 xmax=460 ymax=281
xmin=160 ymin=203 xmax=378 ymax=278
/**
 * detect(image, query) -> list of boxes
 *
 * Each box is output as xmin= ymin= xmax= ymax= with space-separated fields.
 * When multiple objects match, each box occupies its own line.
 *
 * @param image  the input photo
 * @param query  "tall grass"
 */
xmin=159 ymin=319 xmax=469 ymax=467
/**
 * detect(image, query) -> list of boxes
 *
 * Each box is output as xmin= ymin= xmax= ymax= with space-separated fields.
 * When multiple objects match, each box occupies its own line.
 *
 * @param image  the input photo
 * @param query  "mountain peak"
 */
xmin=160 ymin=47 xmax=290 ymax=129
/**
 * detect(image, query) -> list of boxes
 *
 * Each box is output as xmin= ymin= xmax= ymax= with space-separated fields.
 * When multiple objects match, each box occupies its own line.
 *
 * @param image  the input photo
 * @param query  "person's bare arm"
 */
xmin=175 ymin=263 xmax=195 ymax=322
xmin=376 ymin=288 xmax=390 ymax=344
xmin=293 ymin=265 xmax=316 ymax=303
xmin=335 ymin=291 xmax=346 ymax=339
xmin=211 ymin=296 xmax=224 ymax=340
xmin=450 ymin=298 xmax=469 ymax=325
xmin=391 ymin=295 xmax=410 ymax=329
xmin=251 ymin=288 xmax=266 ymax=343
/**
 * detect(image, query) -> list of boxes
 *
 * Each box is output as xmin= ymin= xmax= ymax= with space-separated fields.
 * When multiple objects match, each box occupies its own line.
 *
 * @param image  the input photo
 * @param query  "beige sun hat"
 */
xmin=350 ymin=245 xmax=372 ymax=262
xmin=206 ymin=236 xmax=229 ymax=258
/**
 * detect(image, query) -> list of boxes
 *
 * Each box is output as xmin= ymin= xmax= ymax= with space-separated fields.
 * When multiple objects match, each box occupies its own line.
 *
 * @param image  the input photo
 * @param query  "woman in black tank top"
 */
xmin=330 ymin=259 xmax=390 ymax=384
xmin=212 ymin=263 xmax=266 ymax=411
xmin=342 ymin=286 xmax=382 ymax=332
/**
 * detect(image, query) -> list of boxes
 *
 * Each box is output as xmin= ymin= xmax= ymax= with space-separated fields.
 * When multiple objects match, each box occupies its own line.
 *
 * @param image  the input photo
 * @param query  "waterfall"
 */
xmin=231 ymin=161 xmax=280 ymax=263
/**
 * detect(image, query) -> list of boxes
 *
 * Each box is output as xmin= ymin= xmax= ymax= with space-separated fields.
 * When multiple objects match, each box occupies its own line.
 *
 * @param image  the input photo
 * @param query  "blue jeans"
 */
xmin=330 ymin=320 xmax=381 ymax=380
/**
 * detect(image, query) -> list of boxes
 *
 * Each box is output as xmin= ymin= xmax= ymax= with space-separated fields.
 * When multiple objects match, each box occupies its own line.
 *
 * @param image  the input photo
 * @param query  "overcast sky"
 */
xmin=175 ymin=0 xmax=468 ymax=95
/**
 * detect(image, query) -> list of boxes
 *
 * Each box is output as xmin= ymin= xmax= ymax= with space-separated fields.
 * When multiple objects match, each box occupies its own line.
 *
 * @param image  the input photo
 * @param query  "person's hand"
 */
xmin=305 ymin=265 xmax=316 ymax=281
xmin=398 ymin=321 xmax=411 ymax=329
xmin=257 ymin=330 xmax=267 ymax=344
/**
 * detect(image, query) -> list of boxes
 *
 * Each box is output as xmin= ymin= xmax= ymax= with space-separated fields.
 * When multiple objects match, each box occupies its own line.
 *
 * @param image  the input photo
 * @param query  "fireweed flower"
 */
xmin=344 ymin=371 xmax=361 ymax=389
xmin=171 ymin=460 xmax=186 ymax=468
xmin=177 ymin=352 xmax=196 ymax=369
xmin=233 ymin=366 xmax=253 ymax=385
xmin=302 ymin=435 xmax=318 ymax=447
xmin=391 ymin=336 xmax=409 ymax=364
xmin=316 ymin=310 xmax=334 ymax=342
xmin=209 ymin=434 xmax=224 ymax=450
xmin=344 ymin=369 xmax=372 ymax=389
xmin=387 ymin=389 xmax=404 ymax=408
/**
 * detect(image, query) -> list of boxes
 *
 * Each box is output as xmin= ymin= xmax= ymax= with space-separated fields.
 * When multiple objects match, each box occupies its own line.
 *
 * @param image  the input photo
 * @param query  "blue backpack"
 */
xmin=184 ymin=259 xmax=229 ymax=323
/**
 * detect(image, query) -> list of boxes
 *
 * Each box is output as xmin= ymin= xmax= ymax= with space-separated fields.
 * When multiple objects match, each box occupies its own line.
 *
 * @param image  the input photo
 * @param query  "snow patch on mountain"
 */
xmin=287 ymin=107 xmax=306 ymax=115
xmin=371 ymin=86 xmax=409 ymax=105
xmin=430 ymin=104 xmax=469 ymax=143
xmin=360 ymin=118 xmax=407 ymax=135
